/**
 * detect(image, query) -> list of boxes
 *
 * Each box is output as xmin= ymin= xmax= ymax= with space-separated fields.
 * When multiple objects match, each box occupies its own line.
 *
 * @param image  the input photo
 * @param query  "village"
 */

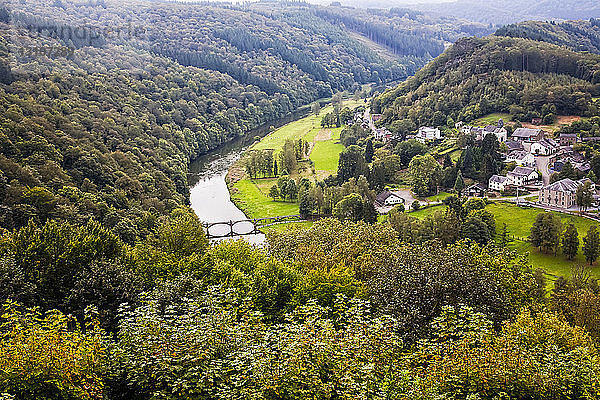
xmin=355 ymin=109 xmax=600 ymax=216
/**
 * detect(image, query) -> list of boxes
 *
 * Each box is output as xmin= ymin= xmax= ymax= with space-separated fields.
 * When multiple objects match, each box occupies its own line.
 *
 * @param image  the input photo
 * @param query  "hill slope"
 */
xmin=411 ymin=0 xmax=600 ymax=25
xmin=496 ymin=19 xmax=600 ymax=54
xmin=372 ymin=35 xmax=600 ymax=129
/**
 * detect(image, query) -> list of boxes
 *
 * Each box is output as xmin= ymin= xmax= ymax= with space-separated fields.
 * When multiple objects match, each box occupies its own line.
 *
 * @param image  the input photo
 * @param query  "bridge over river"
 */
xmin=202 ymin=215 xmax=305 ymax=239
xmin=202 ymin=214 xmax=329 ymax=239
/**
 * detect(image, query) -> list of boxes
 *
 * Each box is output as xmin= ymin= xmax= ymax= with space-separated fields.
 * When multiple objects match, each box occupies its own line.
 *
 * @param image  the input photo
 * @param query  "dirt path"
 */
xmin=521 ymin=115 xmax=581 ymax=132
xmin=314 ymin=129 xmax=332 ymax=142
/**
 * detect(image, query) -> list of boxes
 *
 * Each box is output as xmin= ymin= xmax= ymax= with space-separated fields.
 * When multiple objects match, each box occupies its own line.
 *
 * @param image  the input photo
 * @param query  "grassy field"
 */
xmin=449 ymin=149 xmax=462 ymax=162
xmin=409 ymin=204 xmax=444 ymax=218
xmin=231 ymin=179 xmax=298 ymax=218
xmin=408 ymin=201 xmax=600 ymax=279
xmin=488 ymin=202 xmax=600 ymax=279
xmin=471 ymin=113 xmax=511 ymax=126
xmin=231 ymin=99 xmax=361 ymax=219
xmin=422 ymin=192 xmax=452 ymax=202
xmin=488 ymin=203 xmax=596 ymax=238
xmin=261 ymin=221 xmax=313 ymax=234
xmin=252 ymin=112 xmax=324 ymax=151
xmin=311 ymin=140 xmax=344 ymax=171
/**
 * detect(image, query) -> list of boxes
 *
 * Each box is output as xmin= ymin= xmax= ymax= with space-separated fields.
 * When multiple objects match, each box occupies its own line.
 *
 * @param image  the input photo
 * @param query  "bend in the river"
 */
xmin=188 ymin=108 xmax=310 ymax=244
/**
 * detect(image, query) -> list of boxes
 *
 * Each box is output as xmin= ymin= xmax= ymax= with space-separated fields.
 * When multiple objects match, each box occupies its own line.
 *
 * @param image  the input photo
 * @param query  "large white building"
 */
xmin=507 ymin=166 xmax=538 ymax=187
xmin=375 ymin=191 xmax=405 ymax=207
xmin=416 ymin=127 xmax=441 ymax=143
xmin=505 ymin=150 xmax=535 ymax=167
xmin=538 ymin=178 xmax=596 ymax=209
xmin=530 ymin=138 xmax=559 ymax=156
xmin=489 ymin=175 xmax=509 ymax=191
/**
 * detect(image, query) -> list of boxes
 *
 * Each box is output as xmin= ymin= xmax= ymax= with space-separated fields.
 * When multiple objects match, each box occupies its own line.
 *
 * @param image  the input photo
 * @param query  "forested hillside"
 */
xmin=496 ymin=19 xmax=600 ymax=54
xmin=372 ymin=35 xmax=600 ymax=129
xmin=412 ymin=0 xmax=600 ymax=25
xmin=0 ymin=26 xmax=298 ymax=239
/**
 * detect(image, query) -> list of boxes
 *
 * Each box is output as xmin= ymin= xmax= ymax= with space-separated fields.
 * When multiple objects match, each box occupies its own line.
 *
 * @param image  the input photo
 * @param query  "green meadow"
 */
xmin=230 ymin=99 xmax=363 ymax=220
xmin=412 ymin=201 xmax=600 ymax=279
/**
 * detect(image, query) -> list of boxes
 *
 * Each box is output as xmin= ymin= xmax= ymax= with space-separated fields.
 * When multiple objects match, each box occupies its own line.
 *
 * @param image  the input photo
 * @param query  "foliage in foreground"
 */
xmin=0 ymin=218 xmax=600 ymax=399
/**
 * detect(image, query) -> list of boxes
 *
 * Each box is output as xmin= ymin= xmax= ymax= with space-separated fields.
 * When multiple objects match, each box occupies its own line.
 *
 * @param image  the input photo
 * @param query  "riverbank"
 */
xmin=188 ymin=105 xmax=321 ymax=243
xmin=226 ymin=99 xmax=363 ymax=220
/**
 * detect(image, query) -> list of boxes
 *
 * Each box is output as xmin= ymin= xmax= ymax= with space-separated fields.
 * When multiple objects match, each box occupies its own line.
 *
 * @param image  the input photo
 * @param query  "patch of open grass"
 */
xmin=231 ymin=179 xmax=298 ymax=218
xmin=405 ymin=201 xmax=600 ymax=279
xmin=488 ymin=202 xmax=600 ymax=279
xmin=261 ymin=221 xmax=313 ymax=233
xmin=509 ymin=240 xmax=600 ymax=280
xmin=471 ymin=113 xmax=511 ymax=126
xmin=422 ymin=192 xmax=452 ymax=202
xmin=488 ymin=202 xmax=597 ymax=239
xmin=449 ymin=149 xmax=462 ymax=162
xmin=311 ymin=140 xmax=344 ymax=172
xmin=232 ymin=99 xmax=362 ymax=220
xmin=253 ymin=112 xmax=324 ymax=151
xmin=409 ymin=204 xmax=444 ymax=218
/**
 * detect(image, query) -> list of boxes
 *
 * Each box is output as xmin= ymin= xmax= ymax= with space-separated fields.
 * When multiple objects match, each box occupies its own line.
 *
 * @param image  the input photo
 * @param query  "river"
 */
xmin=188 ymin=109 xmax=310 ymax=244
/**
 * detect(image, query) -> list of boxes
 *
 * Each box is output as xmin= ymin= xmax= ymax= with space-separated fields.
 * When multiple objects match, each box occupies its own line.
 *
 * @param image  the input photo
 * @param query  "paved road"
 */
xmin=535 ymin=155 xmax=552 ymax=185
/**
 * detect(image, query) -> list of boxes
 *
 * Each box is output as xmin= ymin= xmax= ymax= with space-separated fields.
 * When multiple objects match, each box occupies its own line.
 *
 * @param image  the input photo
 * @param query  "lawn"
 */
xmin=449 ymin=149 xmax=462 ymax=162
xmin=422 ymin=192 xmax=452 ymax=202
xmin=407 ymin=201 xmax=600 ymax=279
xmin=509 ymin=240 xmax=600 ymax=280
xmin=253 ymin=112 xmax=324 ymax=151
xmin=471 ymin=113 xmax=511 ymax=126
xmin=252 ymin=99 xmax=360 ymax=152
xmin=311 ymin=140 xmax=344 ymax=172
xmin=261 ymin=221 xmax=314 ymax=234
xmin=231 ymin=99 xmax=360 ymax=219
xmin=231 ymin=179 xmax=298 ymax=218
xmin=488 ymin=202 xmax=600 ymax=279
xmin=487 ymin=202 xmax=597 ymax=239
xmin=409 ymin=204 xmax=444 ymax=218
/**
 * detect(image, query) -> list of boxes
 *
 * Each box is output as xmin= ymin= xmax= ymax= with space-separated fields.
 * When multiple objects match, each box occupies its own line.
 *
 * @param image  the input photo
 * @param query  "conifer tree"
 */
xmin=562 ymin=224 xmax=579 ymax=260
xmin=583 ymin=225 xmax=600 ymax=265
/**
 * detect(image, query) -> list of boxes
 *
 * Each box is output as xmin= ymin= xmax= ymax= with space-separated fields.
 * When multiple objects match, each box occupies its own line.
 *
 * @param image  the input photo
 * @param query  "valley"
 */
xmin=3 ymin=0 xmax=600 ymax=399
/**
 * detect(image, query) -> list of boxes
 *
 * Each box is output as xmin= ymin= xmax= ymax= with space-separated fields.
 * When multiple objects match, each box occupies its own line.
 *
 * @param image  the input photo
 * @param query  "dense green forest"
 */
xmin=496 ymin=19 xmax=600 ymax=54
xmin=4 ymin=0 xmax=489 ymax=99
xmin=373 ymin=35 xmax=600 ymax=129
xmin=0 ymin=26 xmax=297 ymax=239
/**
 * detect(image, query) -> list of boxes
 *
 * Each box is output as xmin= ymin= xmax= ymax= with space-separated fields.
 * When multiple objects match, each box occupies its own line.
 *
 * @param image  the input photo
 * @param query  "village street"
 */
xmin=535 ymin=155 xmax=552 ymax=185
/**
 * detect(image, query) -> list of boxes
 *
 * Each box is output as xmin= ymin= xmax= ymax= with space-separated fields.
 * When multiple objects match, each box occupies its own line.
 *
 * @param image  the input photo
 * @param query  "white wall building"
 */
xmin=530 ymin=138 xmax=559 ymax=156
xmin=507 ymin=166 xmax=538 ymax=187
xmin=416 ymin=127 xmax=441 ymax=143
xmin=375 ymin=191 xmax=405 ymax=207
xmin=505 ymin=150 xmax=535 ymax=167
xmin=489 ymin=175 xmax=509 ymax=191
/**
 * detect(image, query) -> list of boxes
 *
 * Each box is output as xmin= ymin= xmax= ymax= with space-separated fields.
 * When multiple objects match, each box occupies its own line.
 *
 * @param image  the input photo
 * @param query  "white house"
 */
xmin=416 ymin=126 xmax=441 ymax=143
xmin=505 ymin=150 xmax=535 ymax=167
xmin=489 ymin=175 xmax=509 ymax=191
xmin=507 ymin=166 xmax=538 ymax=187
xmin=375 ymin=191 xmax=405 ymax=207
xmin=530 ymin=138 xmax=559 ymax=156
xmin=461 ymin=124 xmax=507 ymax=142
xmin=484 ymin=125 xmax=508 ymax=142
